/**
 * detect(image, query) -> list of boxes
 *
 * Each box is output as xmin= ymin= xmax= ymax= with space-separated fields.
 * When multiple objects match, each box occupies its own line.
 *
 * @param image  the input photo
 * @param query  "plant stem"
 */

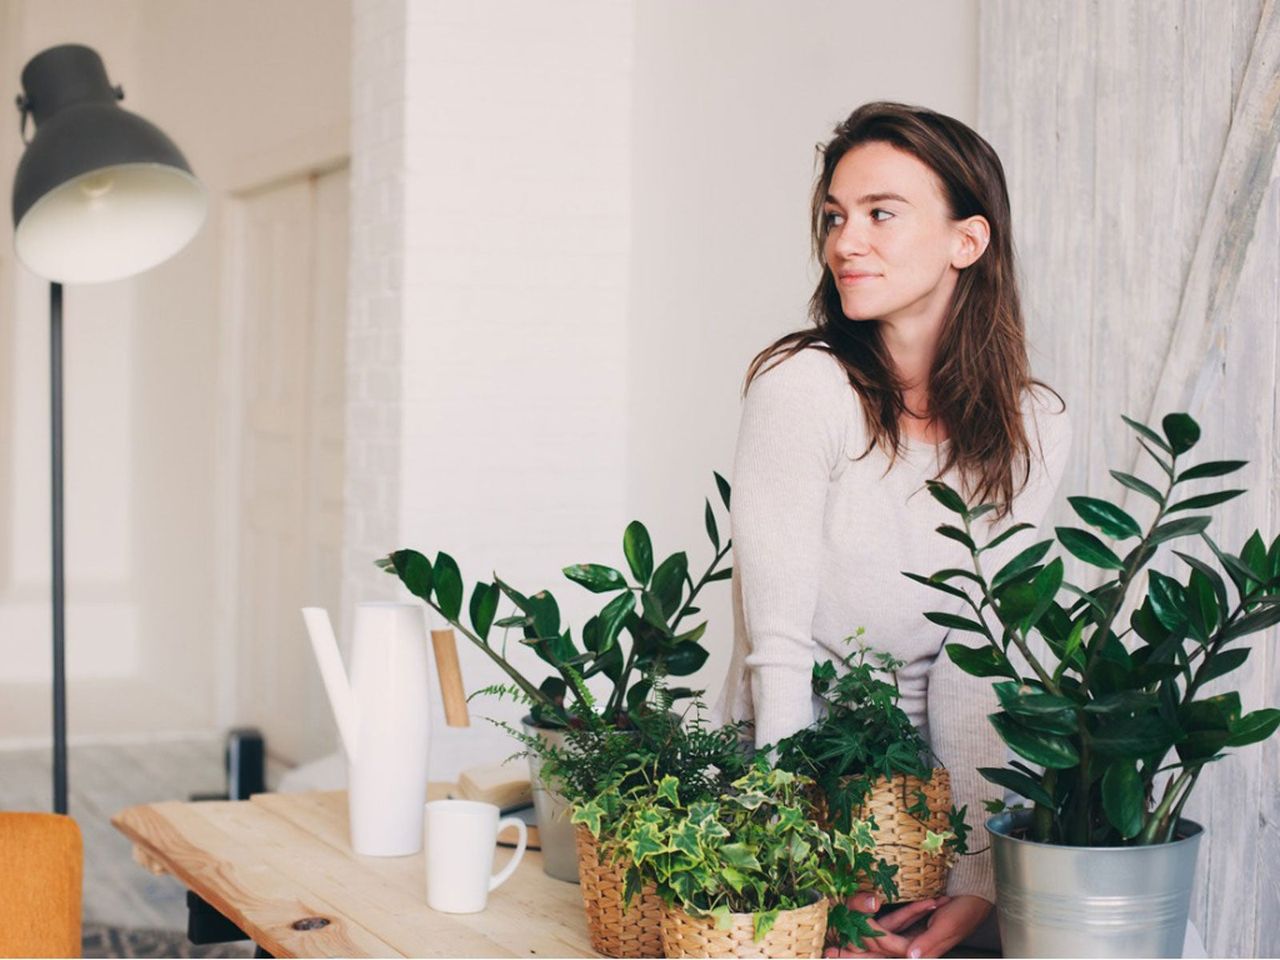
xmin=1163 ymin=768 xmax=1201 ymax=842
xmin=671 ymin=543 xmax=731 ymax=634
xmin=1138 ymin=768 xmax=1192 ymax=845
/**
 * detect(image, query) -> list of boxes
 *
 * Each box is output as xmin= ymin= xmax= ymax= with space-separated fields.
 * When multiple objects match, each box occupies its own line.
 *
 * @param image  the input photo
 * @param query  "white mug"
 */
xmin=424 ymin=799 xmax=528 ymax=913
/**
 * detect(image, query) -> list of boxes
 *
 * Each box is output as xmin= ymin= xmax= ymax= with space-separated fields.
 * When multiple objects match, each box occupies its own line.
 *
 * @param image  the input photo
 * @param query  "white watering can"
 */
xmin=302 ymin=602 xmax=431 ymax=857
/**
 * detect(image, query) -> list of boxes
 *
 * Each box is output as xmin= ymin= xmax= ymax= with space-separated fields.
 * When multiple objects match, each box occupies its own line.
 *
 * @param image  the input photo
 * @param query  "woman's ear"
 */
xmin=952 ymin=215 xmax=991 ymax=269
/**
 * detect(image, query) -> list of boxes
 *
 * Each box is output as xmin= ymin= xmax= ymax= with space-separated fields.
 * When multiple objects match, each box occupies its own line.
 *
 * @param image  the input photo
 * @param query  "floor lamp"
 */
xmin=10 ymin=44 xmax=206 ymax=814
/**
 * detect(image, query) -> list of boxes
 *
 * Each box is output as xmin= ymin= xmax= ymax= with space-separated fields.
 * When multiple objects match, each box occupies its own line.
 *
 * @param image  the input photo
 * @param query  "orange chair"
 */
xmin=0 ymin=812 xmax=83 ymax=958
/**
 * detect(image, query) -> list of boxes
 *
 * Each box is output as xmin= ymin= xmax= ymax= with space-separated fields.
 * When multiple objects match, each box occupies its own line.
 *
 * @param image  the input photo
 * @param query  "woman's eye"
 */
xmin=871 ymin=208 xmax=894 ymax=222
xmin=822 ymin=210 xmax=845 ymax=229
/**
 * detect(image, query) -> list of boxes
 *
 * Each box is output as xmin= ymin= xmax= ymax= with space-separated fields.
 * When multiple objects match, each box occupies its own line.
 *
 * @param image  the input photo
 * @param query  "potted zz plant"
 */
xmin=772 ymin=634 xmax=969 ymax=914
xmin=517 ymin=693 xmax=747 ymax=958
xmin=912 ymin=412 xmax=1280 ymax=958
xmin=580 ymin=759 xmax=882 ymax=959
xmin=377 ymin=473 xmax=733 ymax=882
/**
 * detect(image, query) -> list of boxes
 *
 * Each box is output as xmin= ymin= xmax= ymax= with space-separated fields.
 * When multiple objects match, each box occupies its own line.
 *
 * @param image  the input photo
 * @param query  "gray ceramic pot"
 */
xmin=522 ymin=717 xmax=579 ymax=883
xmin=987 ymin=808 xmax=1203 ymax=958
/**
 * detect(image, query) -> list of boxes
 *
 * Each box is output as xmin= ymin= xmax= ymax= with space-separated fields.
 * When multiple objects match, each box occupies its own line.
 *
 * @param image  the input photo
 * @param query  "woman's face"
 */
xmin=821 ymin=141 xmax=986 ymax=327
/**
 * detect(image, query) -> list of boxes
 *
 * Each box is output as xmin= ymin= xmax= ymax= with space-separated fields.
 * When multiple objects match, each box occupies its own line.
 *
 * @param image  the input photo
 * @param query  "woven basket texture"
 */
xmin=575 ymin=824 xmax=666 ymax=958
xmin=815 ymin=769 xmax=955 ymax=902
xmin=661 ymin=899 xmax=828 ymax=959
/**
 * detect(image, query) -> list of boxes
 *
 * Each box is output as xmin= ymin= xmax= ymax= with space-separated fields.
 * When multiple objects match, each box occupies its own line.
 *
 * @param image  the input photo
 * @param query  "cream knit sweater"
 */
xmin=712 ymin=346 xmax=1072 ymax=903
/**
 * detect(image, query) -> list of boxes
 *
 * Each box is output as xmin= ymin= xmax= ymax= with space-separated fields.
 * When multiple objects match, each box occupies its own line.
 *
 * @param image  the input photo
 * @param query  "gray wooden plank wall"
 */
xmin=978 ymin=1 xmax=1278 ymax=955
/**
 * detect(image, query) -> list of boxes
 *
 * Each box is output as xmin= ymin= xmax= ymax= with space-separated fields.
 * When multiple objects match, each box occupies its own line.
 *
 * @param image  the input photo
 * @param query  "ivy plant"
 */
xmin=577 ymin=759 xmax=883 ymax=946
xmin=376 ymin=473 xmax=732 ymax=727
xmin=912 ymin=412 xmax=1280 ymax=846
xmin=771 ymin=636 xmax=969 ymax=901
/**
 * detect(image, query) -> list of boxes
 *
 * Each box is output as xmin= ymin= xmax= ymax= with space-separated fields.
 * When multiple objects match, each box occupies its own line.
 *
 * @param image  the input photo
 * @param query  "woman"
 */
xmin=713 ymin=102 xmax=1071 ymax=957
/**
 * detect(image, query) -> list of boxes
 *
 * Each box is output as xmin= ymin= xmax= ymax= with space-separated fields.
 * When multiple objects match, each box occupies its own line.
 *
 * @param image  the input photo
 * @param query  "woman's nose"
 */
xmin=831 ymin=219 xmax=869 ymax=258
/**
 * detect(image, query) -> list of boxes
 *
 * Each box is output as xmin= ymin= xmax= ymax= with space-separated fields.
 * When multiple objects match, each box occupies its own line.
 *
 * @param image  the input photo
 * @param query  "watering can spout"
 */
xmin=302 ymin=607 xmax=359 ymax=760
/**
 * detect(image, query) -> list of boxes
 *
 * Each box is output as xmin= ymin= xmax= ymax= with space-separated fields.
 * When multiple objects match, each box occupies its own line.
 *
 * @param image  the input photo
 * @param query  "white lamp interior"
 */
xmin=14 ymin=163 xmax=208 ymax=284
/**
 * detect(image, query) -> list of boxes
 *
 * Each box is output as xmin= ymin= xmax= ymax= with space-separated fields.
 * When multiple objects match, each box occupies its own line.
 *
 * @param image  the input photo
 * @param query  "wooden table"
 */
xmin=112 ymin=789 xmax=597 ymax=958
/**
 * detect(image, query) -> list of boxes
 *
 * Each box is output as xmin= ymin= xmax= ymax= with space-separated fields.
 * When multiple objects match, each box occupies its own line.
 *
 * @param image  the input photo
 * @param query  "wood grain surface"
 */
xmin=112 ymin=789 xmax=595 ymax=958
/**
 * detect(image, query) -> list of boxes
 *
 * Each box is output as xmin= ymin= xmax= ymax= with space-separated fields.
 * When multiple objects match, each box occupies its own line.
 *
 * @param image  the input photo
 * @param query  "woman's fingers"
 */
xmin=876 ymin=899 xmax=942 ymax=933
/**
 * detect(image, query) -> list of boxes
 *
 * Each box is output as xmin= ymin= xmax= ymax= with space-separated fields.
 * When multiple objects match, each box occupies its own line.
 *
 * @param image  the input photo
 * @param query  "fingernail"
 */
xmin=909 ymin=950 xmax=922 ymax=959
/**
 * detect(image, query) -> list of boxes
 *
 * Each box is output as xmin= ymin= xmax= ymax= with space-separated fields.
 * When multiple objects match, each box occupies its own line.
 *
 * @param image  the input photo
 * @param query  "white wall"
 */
xmin=0 ymin=0 xmax=349 ymax=745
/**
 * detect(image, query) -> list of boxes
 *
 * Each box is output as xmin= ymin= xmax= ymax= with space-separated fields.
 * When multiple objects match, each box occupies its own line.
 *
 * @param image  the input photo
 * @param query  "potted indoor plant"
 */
xmin=912 ymin=412 xmax=1280 ymax=957
xmin=581 ymin=760 xmax=882 ymax=959
xmin=377 ymin=473 xmax=733 ymax=881
xmin=521 ymin=696 xmax=747 ymax=957
xmin=772 ymin=635 xmax=969 ymax=906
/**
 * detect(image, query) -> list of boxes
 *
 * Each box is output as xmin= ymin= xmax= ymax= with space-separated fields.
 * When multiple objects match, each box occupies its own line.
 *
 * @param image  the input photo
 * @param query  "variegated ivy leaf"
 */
xmin=732 ymin=790 xmax=768 ymax=811
xmin=921 ymin=829 xmax=956 ymax=855
xmin=656 ymin=775 xmax=680 ymax=806
xmin=711 ymin=905 xmax=734 ymax=930
xmin=570 ymin=801 xmax=605 ymax=837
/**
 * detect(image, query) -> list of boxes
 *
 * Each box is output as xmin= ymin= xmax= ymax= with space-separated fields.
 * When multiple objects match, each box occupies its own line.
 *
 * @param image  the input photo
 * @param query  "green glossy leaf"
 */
xmin=978 ymin=766 xmax=1055 ymax=808
xmin=994 ymin=681 xmax=1078 ymax=734
xmin=393 ymin=549 xmax=433 ymax=600
xmin=902 ymin=571 xmax=969 ymax=601
xmin=931 ymin=567 xmax=985 ymax=586
xmin=996 ymin=582 xmax=1038 ymax=627
xmin=598 ymin=590 xmax=636 ymax=649
xmin=563 ymin=563 xmax=628 ymax=593
xmin=1102 ymin=761 xmax=1145 ymax=839
xmin=662 ymin=642 xmax=710 ymax=676
xmin=1173 ymin=551 xmax=1229 ymax=620
xmin=651 ymin=552 xmax=688 ymax=617
xmin=1177 ymin=459 xmax=1247 ymax=483
xmin=1068 ymin=496 xmax=1143 ymax=540
xmin=926 ymin=612 xmax=989 ymax=635
xmin=706 ymin=567 xmax=734 ymax=582
xmin=1083 ymin=691 xmax=1158 ymax=714
xmin=469 ymin=582 xmax=499 ymax=640
xmin=432 ymin=552 xmax=464 ymax=621
xmin=1110 ymin=470 xmax=1164 ymax=505
xmin=623 ymin=520 xmax=654 ymax=584
xmin=526 ymin=590 xmax=561 ymax=640
xmin=937 ymin=524 xmax=976 ymax=551
xmin=1056 ymin=527 xmax=1126 ymax=570
xmin=714 ymin=471 xmax=732 ymax=510
xmin=1149 ymin=516 xmax=1212 ymax=546
xmin=1242 ymin=531 xmax=1269 ymax=580
xmin=1220 ymin=602 xmax=1280 ymax=642
xmin=1148 ymin=571 xmax=1188 ymax=631
xmin=1226 ymin=708 xmax=1280 ymax=747
xmin=1161 ymin=413 xmax=1200 ymax=455
xmin=1122 ymin=415 xmax=1172 ymax=454
xmin=704 ymin=499 xmax=720 ymax=551
xmin=1089 ymin=713 xmax=1176 ymax=756
xmin=1187 ymin=569 xmax=1219 ymax=640
xmin=926 ymin=480 xmax=968 ymax=515
xmin=1166 ymin=490 xmax=1245 ymax=514
xmin=945 ymin=643 xmax=1017 ymax=679
xmin=982 ymin=522 xmax=1035 ymax=554
xmin=991 ymin=540 xmax=1054 ymax=589
xmin=1197 ymin=647 xmax=1249 ymax=684
xmin=990 ymin=712 xmax=1079 ymax=768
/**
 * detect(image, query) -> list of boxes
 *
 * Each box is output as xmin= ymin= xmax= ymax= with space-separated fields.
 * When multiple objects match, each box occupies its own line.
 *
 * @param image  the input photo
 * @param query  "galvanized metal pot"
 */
xmin=522 ymin=718 xmax=579 ymax=883
xmin=987 ymin=809 xmax=1203 ymax=958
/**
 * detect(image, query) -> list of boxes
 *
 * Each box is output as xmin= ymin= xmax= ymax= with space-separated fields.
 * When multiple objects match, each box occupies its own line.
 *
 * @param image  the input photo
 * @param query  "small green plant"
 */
xmin=507 ymin=689 xmax=750 ymax=820
xmin=577 ymin=759 xmax=882 ymax=946
xmin=913 ymin=412 xmax=1280 ymax=847
xmin=377 ymin=474 xmax=733 ymax=727
xmin=771 ymin=636 xmax=969 ymax=903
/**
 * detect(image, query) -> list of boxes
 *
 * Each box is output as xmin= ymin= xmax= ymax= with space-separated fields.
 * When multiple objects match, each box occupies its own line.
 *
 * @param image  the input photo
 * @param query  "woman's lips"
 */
xmin=838 ymin=273 xmax=880 ymax=284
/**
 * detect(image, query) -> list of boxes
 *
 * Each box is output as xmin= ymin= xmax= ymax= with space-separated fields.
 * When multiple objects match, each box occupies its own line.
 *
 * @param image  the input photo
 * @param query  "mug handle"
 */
xmin=489 ymin=817 xmax=528 ymax=892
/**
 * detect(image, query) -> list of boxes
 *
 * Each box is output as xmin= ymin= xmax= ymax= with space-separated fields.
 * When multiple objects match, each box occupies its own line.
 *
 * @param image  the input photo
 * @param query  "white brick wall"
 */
xmin=344 ymin=0 xmax=408 ymax=634
xmin=347 ymin=0 xmax=634 ymax=776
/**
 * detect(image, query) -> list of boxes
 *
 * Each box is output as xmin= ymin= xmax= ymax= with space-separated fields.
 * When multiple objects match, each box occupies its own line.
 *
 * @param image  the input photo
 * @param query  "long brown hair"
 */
xmin=747 ymin=101 xmax=1062 ymax=517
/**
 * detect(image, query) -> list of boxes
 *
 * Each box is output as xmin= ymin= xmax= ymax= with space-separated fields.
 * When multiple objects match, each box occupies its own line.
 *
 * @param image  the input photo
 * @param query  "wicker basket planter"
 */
xmin=816 ymin=769 xmax=955 ymax=901
xmin=575 ymin=824 xmax=666 ymax=958
xmin=661 ymin=899 xmax=828 ymax=959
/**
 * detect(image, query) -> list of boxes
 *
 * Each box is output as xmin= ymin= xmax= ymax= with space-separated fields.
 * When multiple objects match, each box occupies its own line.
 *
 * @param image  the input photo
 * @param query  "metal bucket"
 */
xmin=522 ymin=718 xmax=579 ymax=883
xmin=988 ymin=809 xmax=1202 ymax=958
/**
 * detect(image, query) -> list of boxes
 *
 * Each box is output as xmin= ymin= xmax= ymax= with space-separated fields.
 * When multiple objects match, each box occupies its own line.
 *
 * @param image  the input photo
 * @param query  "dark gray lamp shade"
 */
xmin=12 ymin=44 xmax=206 ymax=284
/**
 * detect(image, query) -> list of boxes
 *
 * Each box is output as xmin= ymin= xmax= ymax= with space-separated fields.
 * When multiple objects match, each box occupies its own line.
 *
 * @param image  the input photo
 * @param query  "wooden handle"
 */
xmin=430 ymin=628 xmax=470 ymax=727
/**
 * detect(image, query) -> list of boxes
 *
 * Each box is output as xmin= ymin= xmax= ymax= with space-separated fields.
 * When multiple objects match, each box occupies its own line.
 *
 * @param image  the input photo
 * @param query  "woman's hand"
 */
xmin=823 ymin=892 xmax=993 ymax=958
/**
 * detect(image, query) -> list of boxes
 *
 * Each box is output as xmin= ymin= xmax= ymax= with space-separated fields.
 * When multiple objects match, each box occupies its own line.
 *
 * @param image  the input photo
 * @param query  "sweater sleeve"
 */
xmin=927 ymin=388 xmax=1073 ymax=902
xmin=733 ymin=348 xmax=855 ymax=750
